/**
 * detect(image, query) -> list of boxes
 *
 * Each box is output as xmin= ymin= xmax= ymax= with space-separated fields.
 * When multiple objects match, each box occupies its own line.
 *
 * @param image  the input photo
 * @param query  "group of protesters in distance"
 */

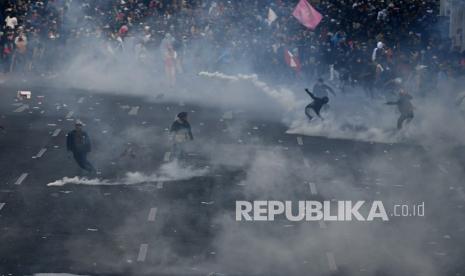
xmin=0 ymin=0 xmax=462 ymax=100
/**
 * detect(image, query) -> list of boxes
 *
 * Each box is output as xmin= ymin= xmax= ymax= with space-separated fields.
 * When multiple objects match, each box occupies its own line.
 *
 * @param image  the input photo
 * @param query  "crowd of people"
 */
xmin=0 ymin=0 xmax=463 ymax=97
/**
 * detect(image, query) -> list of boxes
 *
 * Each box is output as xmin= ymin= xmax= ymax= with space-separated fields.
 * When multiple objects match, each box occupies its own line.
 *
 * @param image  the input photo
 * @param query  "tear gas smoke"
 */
xmin=47 ymin=160 xmax=208 ymax=186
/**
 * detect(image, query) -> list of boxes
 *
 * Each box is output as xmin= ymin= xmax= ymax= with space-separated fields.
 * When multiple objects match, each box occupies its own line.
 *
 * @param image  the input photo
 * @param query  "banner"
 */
xmin=292 ymin=0 xmax=322 ymax=30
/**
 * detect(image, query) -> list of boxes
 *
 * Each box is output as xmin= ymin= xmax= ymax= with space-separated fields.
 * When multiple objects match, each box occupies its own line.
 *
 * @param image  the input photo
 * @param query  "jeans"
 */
xmin=72 ymin=151 xmax=95 ymax=173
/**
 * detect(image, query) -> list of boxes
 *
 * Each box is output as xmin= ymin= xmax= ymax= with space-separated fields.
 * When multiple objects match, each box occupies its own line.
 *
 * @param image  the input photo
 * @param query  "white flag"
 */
xmin=268 ymin=8 xmax=278 ymax=25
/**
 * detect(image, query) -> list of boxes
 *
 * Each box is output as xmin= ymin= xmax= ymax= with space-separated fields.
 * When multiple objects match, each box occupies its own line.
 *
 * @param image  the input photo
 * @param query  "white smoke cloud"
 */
xmin=199 ymin=71 xmax=299 ymax=111
xmin=47 ymin=160 xmax=208 ymax=187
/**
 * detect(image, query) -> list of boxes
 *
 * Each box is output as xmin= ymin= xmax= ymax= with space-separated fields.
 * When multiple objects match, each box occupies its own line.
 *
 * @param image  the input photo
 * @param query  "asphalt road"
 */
xmin=0 ymin=83 xmax=464 ymax=276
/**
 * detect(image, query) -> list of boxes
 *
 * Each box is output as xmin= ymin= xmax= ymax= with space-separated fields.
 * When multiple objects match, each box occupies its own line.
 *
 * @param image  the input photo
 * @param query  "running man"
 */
xmin=304 ymin=88 xmax=329 ymax=120
xmin=385 ymin=89 xmax=414 ymax=129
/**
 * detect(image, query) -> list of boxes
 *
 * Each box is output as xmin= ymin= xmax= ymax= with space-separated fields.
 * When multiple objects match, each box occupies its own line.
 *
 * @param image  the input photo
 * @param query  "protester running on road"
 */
xmin=304 ymin=88 xmax=329 ymax=120
xmin=170 ymin=112 xmax=194 ymax=160
xmin=386 ymin=89 xmax=414 ymax=129
xmin=66 ymin=120 xmax=96 ymax=175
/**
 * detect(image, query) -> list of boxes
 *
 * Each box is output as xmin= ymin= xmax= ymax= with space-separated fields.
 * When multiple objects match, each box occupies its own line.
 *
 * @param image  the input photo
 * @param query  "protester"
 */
xmin=170 ymin=111 xmax=194 ymax=160
xmin=304 ymin=88 xmax=329 ymax=120
xmin=66 ymin=120 xmax=96 ymax=175
xmin=385 ymin=89 xmax=415 ymax=129
xmin=0 ymin=0 xmax=460 ymax=103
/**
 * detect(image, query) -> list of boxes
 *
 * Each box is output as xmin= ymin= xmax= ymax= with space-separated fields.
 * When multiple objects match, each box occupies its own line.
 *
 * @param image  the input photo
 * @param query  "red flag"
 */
xmin=284 ymin=50 xmax=301 ymax=72
xmin=292 ymin=0 xmax=322 ymax=30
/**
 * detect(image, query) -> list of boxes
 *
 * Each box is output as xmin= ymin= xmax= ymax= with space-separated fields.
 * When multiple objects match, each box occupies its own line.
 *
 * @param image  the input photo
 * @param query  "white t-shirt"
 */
xmin=5 ymin=16 xmax=18 ymax=29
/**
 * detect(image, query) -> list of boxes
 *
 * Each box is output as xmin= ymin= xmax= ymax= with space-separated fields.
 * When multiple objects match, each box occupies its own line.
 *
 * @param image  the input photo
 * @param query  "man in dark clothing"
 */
xmin=386 ymin=90 xmax=414 ymax=129
xmin=66 ymin=121 xmax=96 ymax=174
xmin=312 ymin=78 xmax=336 ymax=98
xmin=305 ymin=88 xmax=329 ymax=120
xmin=170 ymin=112 xmax=194 ymax=160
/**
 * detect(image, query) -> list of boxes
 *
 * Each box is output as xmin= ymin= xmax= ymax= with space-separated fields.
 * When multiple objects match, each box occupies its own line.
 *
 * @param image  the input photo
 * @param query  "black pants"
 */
xmin=73 ymin=151 xmax=95 ymax=173
xmin=305 ymin=104 xmax=315 ymax=120
xmin=397 ymin=112 xmax=414 ymax=129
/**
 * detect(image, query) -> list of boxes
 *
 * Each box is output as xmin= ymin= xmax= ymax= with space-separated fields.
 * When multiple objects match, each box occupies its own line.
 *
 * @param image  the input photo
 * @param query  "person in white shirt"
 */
xmin=5 ymin=15 xmax=18 ymax=30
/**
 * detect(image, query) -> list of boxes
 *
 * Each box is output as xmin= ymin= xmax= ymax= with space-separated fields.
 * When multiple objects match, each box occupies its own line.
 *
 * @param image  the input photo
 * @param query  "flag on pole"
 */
xmin=292 ymin=0 xmax=322 ymax=30
xmin=267 ymin=8 xmax=278 ymax=25
xmin=284 ymin=49 xmax=301 ymax=72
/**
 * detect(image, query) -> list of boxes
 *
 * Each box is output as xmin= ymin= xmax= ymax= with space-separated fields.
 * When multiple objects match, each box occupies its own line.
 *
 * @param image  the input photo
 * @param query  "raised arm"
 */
xmin=305 ymin=88 xmax=317 ymax=100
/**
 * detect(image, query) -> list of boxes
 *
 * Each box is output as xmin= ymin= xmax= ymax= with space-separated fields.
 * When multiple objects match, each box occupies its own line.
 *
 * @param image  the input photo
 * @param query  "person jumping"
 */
xmin=304 ymin=88 xmax=329 ymax=120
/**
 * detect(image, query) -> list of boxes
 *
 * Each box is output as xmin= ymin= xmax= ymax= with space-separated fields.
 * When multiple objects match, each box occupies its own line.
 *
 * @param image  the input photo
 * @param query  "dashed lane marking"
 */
xmin=163 ymin=152 xmax=171 ymax=162
xmin=297 ymin=136 xmax=303 ymax=146
xmin=35 ymin=148 xmax=47 ymax=158
xmin=0 ymin=203 xmax=5 ymax=212
xmin=137 ymin=244 xmax=149 ymax=262
xmin=303 ymin=158 xmax=310 ymax=168
xmin=326 ymin=252 xmax=338 ymax=272
xmin=52 ymin=128 xmax=61 ymax=137
xmin=148 ymin=208 xmax=158 ymax=222
xmin=309 ymin=182 xmax=317 ymax=195
xmin=15 ymin=173 xmax=28 ymax=185
xmin=13 ymin=104 xmax=29 ymax=113
xmin=78 ymin=97 xmax=84 ymax=104
xmin=66 ymin=111 xmax=74 ymax=119
xmin=128 ymin=106 xmax=140 ymax=115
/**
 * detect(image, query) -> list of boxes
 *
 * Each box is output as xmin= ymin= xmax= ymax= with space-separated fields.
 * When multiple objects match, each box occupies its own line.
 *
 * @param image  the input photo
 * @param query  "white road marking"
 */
xmin=15 ymin=173 xmax=28 ymax=185
xmin=303 ymin=158 xmax=310 ymax=168
xmin=137 ymin=244 xmax=149 ymax=262
xmin=78 ymin=97 xmax=84 ymax=103
xmin=35 ymin=148 xmax=47 ymax=158
xmin=157 ymin=181 xmax=163 ymax=189
xmin=13 ymin=104 xmax=29 ymax=113
xmin=52 ymin=128 xmax=61 ymax=137
xmin=66 ymin=111 xmax=74 ymax=119
xmin=319 ymin=221 xmax=327 ymax=229
xmin=163 ymin=152 xmax=171 ymax=162
xmin=309 ymin=182 xmax=317 ymax=195
xmin=0 ymin=203 xmax=5 ymax=211
xmin=128 ymin=106 xmax=140 ymax=115
xmin=297 ymin=136 xmax=303 ymax=145
xmin=326 ymin=252 xmax=338 ymax=272
xmin=148 ymin=208 xmax=158 ymax=222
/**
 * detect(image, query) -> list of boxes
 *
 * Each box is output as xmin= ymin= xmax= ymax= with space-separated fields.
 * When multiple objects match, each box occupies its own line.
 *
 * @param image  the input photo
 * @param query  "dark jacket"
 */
xmin=67 ymin=130 xmax=91 ymax=153
xmin=170 ymin=119 xmax=193 ymax=142
xmin=386 ymin=94 xmax=414 ymax=115
xmin=306 ymin=89 xmax=328 ymax=117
